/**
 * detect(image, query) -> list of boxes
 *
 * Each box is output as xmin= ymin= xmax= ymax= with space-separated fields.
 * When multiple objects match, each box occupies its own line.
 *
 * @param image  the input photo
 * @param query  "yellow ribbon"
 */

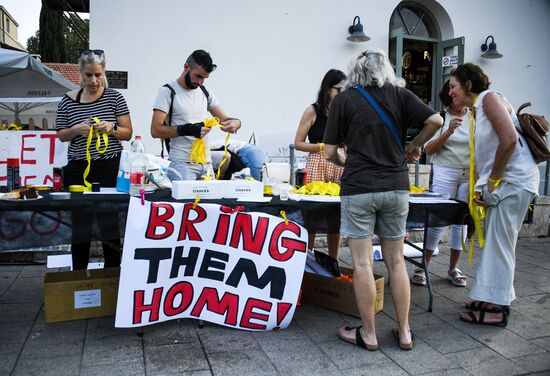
xmin=465 ymin=95 xmax=485 ymax=263
xmin=190 ymin=117 xmax=221 ymax=165
xmin=410 ymin=185 xmax=425 ymax=193
xmin=280 ymin=210 xmax=289 ymax=225
xmin=291 ymin=181 xmax=340 ymax=196
xmin=2 ymin=123 xmax=23 ymax=130
xmin=215 ymin=132 xmax=232 ymax=179
xmin=83 ymin=117 xmax=109 ymax=189
xmin=193 ymin=195 xmax=201 ymax=209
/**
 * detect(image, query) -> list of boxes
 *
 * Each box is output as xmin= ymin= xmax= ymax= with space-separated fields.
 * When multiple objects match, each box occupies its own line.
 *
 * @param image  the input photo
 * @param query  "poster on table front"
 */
xmin=0 ymin=131 xmax=67 ymax=187
xmin=115 ymin=198 xmax=308 ymax=330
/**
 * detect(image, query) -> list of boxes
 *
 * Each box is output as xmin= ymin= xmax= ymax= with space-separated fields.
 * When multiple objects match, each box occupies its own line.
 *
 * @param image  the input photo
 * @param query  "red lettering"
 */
xmin=40 ymin=133 xmax=57 ymax=164
xmin=146 ymin=203 xmax=175 ymax=239
xmin=212 ymin=213 xmax=230 ymax=245
xmin=277 ymin=302 xmax=292 ymax=326
xmin=21 ymin=134 xmax=37 ymax=165
xmin=23 ymin=176 xmax=37 ymax=186
xmin=191 ymin=287 xmax=239 ymax=326
xmin=133 ymin=287 xmax=163 ymax=324
xmin=240 ymin=298 xmax=271 ymax=330
xmin=163 ymin=281 xmax=194 ymax=316
xmin=178 ymin=203 xmax=206 ymax=241
xmin=229 ymin=213 xmax=268 ymax=255
xmin=269 ymin=222 xmax=307 ymax=262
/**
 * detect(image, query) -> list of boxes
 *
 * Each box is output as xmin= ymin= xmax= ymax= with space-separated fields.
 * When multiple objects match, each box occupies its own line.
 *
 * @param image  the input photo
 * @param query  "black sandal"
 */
xmin=338 ymin=326 xmax=379 ymax=351
xmin=464 ymin=301 xmax=511 ymax=316
xmin=460 ymin=307 xmax=508 ymax=327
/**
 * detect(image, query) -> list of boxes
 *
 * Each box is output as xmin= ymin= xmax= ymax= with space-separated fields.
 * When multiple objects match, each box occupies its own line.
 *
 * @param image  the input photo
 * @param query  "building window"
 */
xmin=390 ymin=3 xmax=437 ymax=38
xmin=6 ymin=18 xmax=10 ymax=33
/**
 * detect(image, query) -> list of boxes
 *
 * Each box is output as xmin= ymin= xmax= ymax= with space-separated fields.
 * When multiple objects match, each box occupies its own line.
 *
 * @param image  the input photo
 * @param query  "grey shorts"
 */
xmin=340 ymin=190 xmax=409 ymax=240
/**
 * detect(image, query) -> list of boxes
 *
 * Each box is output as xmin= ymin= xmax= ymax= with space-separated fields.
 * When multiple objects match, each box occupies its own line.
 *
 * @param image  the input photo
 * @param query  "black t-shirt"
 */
xmin=324 ymin=85 xmax=435 ymax=196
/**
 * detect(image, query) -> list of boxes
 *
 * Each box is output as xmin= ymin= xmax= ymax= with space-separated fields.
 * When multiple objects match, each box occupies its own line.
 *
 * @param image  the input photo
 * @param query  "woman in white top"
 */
xmin=449 ymin=63 xmax=539 ymax=327
xmin=411 ymin=80 xmax=470 ymax=287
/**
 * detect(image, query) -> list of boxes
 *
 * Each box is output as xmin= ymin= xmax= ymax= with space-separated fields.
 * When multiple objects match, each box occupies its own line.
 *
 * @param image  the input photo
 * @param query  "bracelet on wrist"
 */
xmin=318 ymin=143 xmax=324 ymax=152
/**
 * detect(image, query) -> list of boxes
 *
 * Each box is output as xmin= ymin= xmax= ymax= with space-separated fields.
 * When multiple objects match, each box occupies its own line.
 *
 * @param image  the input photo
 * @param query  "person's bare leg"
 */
xmin=382 ymin=238 xmax=412 ymax=345
xmin=327 ymin=232 xmax=341 ymax=260
xmin=449 ymin=248 xmax=461 ymax=270
xmin=339 ymin=237 xmax=378 ymax=346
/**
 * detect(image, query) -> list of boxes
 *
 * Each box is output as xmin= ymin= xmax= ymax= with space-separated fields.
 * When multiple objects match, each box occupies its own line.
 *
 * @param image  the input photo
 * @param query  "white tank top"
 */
xmin=473 ymin=90 xmax=539 ymax=193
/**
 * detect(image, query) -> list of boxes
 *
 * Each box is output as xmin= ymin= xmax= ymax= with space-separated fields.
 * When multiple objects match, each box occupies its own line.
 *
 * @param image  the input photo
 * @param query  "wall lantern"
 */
xmin=480 ymin=35 xmax=503 ymax=59
xmin=347 ymin=16 xmax=370 ymax=42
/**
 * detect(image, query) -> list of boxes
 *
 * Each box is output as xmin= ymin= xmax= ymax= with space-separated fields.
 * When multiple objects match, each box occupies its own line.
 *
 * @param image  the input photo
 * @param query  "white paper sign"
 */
xmin=74 ymin=289 xmax=101 ymax=309
xmin=0 ymin=131 xmax=68 ymax=186
xmin=442 ymin=54 xmax=458 ymax=67
xmin=115 ymin=198 xmax=308 ymax=331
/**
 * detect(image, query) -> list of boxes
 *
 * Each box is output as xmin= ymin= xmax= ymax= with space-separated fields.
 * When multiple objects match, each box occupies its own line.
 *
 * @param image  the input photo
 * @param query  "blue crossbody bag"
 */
xmin=354 ymin=86 xmax=404 ymax=151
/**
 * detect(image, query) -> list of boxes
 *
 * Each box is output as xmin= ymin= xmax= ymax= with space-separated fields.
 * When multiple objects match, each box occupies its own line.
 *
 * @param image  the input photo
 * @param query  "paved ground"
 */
xmin=1 ymin=237 xmax=550 ymax=376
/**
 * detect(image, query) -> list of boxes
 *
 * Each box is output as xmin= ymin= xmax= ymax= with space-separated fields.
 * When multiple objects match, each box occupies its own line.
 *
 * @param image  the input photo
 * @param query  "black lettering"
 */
xmin=134 ymin=247 xmax=172 ymax=283
xmin=170 ymin=246 xmax=200 ymax=278
xmin=198 ymin=249 xmax=228 ymax=282
xmin=226 ymin=258 xmax=286 ymax=300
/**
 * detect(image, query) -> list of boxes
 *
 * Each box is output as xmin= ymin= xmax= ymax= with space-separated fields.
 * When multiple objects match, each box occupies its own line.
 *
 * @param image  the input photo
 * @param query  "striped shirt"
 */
xmin=56 ymin=88 xmax=130 ymax=161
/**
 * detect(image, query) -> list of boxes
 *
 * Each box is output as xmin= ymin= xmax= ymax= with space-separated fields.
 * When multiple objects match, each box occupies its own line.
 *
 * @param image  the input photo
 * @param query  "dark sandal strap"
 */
xmin=355 ymin=326 xmax=367 ymax=349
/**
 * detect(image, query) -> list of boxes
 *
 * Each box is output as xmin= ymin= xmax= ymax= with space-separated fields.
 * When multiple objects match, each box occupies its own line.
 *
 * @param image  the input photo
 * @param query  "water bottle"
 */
xmin=129 ymin=136 xmax=146 ymax=196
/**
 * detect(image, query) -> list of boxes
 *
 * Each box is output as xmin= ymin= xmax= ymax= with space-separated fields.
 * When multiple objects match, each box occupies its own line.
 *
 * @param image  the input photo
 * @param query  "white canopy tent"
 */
xmin=0 ymin=48 xmax=77 ymax=122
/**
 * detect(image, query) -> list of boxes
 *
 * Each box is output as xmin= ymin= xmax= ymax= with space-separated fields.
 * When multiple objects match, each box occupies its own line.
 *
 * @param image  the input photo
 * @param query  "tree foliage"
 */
xmin=27 ymin=6 xmax=89 ymax=63
xmin=38 ymin=5 xmax=65 ymax=62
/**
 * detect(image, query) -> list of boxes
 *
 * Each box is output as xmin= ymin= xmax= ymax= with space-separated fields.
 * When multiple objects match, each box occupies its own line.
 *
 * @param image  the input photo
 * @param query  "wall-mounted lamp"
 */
xmin=480 ymin=35 xmax=503 ymax=59
xmin=347 ymin=16 xmax=370 ymax=42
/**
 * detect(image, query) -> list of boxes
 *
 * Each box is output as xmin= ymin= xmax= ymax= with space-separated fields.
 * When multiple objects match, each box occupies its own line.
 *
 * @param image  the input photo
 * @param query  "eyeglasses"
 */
xmin=81 ymin=49 xmax=105 ymax=57
xmin=332 ymin=86 xmax=343 ymax=93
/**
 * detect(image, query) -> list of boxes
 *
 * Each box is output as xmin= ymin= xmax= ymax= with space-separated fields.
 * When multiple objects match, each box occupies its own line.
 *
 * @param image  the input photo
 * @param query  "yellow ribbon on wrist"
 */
xmin=488 ymin=176 xmax=502 ymax=190
xmin=318 ymin=143 xmax=324 ymax=152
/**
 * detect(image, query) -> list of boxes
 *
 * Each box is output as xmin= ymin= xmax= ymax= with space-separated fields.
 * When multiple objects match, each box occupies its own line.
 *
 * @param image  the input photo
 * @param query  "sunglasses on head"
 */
xmin=81 ymin=49 xmax=105 ymax=57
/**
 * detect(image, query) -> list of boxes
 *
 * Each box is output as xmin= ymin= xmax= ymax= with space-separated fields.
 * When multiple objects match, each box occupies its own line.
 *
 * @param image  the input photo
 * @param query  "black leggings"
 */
xmin=63 ymin=156 xmax=122 ymax=270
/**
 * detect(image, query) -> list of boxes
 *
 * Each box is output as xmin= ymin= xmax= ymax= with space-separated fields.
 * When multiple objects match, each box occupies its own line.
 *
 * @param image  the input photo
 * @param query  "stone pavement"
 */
xmin=1 ymin=238 xmax=550 ymax=376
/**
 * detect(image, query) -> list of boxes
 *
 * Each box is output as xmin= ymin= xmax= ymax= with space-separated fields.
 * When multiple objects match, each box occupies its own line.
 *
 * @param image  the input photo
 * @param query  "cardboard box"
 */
xmin=301 ymin=267 xmax=384 ymax=317
xmin=44 ymin=268 xmax=120 ymax=323
xmin=172 ymin=180 xmax=263 ymax=200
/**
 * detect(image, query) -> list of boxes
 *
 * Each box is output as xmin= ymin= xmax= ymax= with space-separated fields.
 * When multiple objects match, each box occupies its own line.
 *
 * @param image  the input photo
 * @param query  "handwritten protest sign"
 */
xmin=0 ymin=131 xmax=67 ymax=186
xmin=115 ymin=198 xmax=308 ymax=330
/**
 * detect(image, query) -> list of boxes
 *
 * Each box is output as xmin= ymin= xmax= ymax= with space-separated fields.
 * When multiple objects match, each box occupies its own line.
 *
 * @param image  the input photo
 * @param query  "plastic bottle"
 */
xmin=6 ymin=158 xmax=20 ymax=191
xmin=129 ymin=136 xmax=146 ymax=196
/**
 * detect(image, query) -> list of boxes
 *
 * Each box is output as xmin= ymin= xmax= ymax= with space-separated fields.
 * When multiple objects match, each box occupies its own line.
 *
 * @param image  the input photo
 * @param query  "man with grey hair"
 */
xmin=151 ymin=49 xmax=241 ymax=180
xmin=324 ymin=50 xmax=443 ymax=351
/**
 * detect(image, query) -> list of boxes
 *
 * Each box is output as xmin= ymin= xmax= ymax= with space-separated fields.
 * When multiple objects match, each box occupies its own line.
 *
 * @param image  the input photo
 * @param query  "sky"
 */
xmin=1 ymin=0 xmax=88 ymax=48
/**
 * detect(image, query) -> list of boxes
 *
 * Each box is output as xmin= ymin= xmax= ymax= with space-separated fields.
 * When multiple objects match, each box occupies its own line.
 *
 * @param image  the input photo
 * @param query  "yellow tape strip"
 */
xmin=280 ymin=210 xmax=289 ymax=225
xmin=215 ymin=132 xmax=231 ymax=179
xmin=193 ymin=195 xmax=201 ymax=209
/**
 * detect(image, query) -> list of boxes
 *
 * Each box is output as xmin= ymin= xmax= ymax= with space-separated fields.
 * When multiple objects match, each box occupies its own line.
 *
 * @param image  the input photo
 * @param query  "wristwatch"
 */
xmin=112 ymin=122 xmax=118 ymax=132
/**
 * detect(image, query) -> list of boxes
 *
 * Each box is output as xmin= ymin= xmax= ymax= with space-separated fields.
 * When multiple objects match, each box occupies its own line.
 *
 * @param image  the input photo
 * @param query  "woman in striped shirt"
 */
xmin=56 ymin=49 xmax=133 ymax=270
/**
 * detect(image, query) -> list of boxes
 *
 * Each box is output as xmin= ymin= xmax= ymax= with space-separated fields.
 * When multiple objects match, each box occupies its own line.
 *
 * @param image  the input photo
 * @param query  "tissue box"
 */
xmin=172 ymin=180 xmax=225 ymax=199
xmin=172 ymin=180 xmax=264 ymax=200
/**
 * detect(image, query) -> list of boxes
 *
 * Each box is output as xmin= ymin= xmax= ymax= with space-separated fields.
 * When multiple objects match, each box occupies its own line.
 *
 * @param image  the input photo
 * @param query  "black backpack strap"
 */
xmin=161 ymin=84 xmax=176 ymax=157
xmin=75 ymin=88 xmax=84 ymax=103
xmin=199 ymin=84 xmax=210 ymax=100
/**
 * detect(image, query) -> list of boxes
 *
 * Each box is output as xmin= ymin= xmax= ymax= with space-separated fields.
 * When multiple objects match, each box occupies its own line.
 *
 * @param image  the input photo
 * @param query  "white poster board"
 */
xmin=0 ymin=131 xmax=68 ymax=186
xmin=115 ymin=198 xmax=308 ymax=330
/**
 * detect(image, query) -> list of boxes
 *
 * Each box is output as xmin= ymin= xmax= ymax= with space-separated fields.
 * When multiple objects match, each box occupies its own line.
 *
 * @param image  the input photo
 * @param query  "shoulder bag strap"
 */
xmin=354 ymin=86 xmax=403 ymax=151
xmin=161 ymin=84 xmax=176 ymax=157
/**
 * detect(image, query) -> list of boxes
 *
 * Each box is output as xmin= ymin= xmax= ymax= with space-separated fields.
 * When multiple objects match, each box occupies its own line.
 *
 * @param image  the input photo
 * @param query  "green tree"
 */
xmin=64 ymin=16 xmax=89 ymax=63
xmin=27 ymin=13 xmax=89 ymax=63
xmin=38 ymin=5 xmax=65 ymax=62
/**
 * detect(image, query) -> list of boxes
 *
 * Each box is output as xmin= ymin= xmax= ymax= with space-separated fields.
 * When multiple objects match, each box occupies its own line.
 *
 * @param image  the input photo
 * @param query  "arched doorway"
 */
xmin=389 ymin=1 xmax=464 ymax=114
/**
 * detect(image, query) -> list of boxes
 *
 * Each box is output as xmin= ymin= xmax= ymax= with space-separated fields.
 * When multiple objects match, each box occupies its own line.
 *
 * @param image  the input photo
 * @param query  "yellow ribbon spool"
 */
xmin=83 ymin=117 xmax=109 ymax=189
xmin=69 ymin=185 xmax=88 ymax=192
